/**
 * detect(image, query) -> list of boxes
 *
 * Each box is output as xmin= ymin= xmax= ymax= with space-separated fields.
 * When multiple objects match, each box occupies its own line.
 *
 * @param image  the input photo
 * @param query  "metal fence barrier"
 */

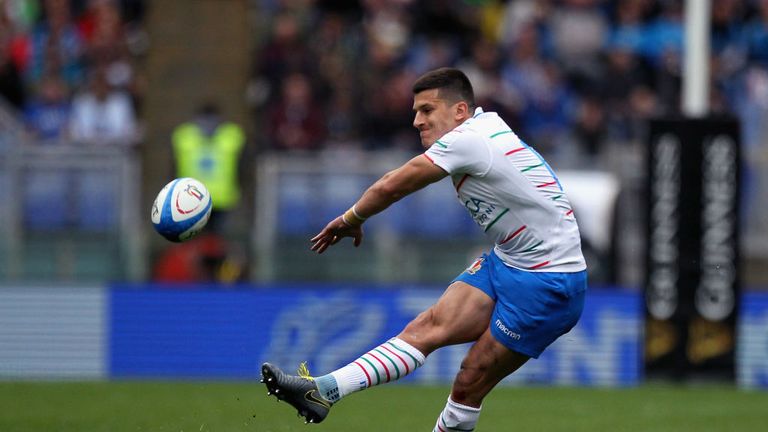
xmin=0 ymin=143 xmax=144 ymax=283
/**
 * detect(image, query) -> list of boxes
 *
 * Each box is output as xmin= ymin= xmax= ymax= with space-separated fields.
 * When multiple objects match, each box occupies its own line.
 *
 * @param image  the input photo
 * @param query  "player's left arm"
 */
xmin=310 ymin=155 xmax=448 ymax=253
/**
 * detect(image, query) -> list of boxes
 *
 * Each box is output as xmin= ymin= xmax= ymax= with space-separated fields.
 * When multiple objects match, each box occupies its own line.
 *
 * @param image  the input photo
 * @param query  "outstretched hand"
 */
xmin=310 ymin=217 xmax=364 ymax=254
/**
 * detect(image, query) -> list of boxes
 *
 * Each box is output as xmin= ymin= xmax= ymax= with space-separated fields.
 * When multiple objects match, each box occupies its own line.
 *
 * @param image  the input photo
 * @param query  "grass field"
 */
xmin=1 ymin=381 xmax=767 ymax=431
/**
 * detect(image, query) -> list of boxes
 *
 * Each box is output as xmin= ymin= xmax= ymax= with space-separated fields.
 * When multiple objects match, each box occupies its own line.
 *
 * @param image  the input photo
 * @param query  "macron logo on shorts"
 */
xmin=495 ymin=319 xmax=521 ymax=340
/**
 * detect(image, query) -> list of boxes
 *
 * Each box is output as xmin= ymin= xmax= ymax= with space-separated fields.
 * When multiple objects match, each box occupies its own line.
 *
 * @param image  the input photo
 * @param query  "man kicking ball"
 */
xmin=262 ymin=67 xmax=587 ymax=430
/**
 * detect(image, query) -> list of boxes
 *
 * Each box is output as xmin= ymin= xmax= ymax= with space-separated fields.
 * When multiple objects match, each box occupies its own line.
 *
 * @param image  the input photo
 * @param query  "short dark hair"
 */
xmin=412 ymin=67 xmax=476 ymax=108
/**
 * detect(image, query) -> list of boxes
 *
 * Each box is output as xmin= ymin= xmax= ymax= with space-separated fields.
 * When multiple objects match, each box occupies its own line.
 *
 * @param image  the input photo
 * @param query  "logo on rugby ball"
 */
xmin=176 ymin=184 xmax=206 ymax=215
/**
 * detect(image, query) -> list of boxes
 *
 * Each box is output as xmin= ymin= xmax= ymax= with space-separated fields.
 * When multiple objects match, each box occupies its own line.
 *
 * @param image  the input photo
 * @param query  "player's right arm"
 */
xmin=310 ymin=154 xmax=447 ymax=254
xmin=357 ymin=154 xmax=448 ymax=216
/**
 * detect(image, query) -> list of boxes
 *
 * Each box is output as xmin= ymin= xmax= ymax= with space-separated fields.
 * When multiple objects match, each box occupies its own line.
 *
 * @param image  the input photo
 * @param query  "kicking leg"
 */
xmin=262 ymin=282 xmax=494 ymax=424
xmin=314 ymin=281 xmax=494 ymax=402
xmin=433 ymin=329 xmax=529 ymax=431
xmin=313 ymin=336 xmax=426 ymax=403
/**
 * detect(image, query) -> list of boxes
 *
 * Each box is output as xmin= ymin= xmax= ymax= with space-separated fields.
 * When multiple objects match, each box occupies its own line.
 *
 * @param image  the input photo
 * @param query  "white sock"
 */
xmin=315 ymin=337 xmax=425 ymax=403
xmin=433 ymin=397 xmax=481 ymax=431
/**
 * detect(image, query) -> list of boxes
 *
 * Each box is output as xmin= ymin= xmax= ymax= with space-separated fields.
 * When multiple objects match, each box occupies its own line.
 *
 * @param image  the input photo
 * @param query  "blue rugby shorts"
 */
xmin=454 ymin=251 xmax=587 ymax=358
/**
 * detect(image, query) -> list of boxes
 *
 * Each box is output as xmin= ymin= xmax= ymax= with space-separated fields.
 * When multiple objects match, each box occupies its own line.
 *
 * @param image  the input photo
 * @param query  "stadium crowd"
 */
xmin=3 ymin=0 xmax=768 ymax=166
xmin=0 ymin=0 xmax=146 ymax=144
xmin=248 ymin=0 xmax=768 ymax=171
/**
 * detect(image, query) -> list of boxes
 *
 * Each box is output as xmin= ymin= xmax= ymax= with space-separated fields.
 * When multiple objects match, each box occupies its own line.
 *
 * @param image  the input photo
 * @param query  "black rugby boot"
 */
xmin=261 ymin=362 xmax=332 ymax=424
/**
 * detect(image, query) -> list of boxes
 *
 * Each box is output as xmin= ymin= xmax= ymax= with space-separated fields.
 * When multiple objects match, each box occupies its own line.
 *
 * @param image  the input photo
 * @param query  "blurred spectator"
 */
xmin=21 ymin=0 xmax=86 ymax=88
xmin=23 ymin=72 xmax=70 ymax=141
xmin=361 ymin=68 xmax=417 ymax=150
xmin=309 ymin=11 xmax=364 ymax=100
xmin=626 ymin=84 xmax=659 ymax=138
xmin=600 ymin=41 xmax=653 ymax=142
xmin=363 ymin=0 xmax=411 ymax=59
xmin=0 ymin=38 xmax=26 ymax=109
xmin=69 ymin=66 xmax=137 ymax=143
xmin=172 ymin=103 xmax=246 ymax=232
xmin=571 ymin=94 xmax=607 ymax=162
xmin=607 ymin=0 xmax=652 ymax=56
xmin=643 ymin=0 xmax=683 ymax=66
xmin=405 ymin=35 xmax=460 ymax=76
xmin=548 ymin=0 xmax=608 ymax=89
xmin=652 ymin=46 xmax=683 ymax=114
xmin=497 ymin=0 xmax=552 ymax=48
xmin=457 ymin=37 xmax=518 ymax=130
xmin=745 ymin=0 xmax=768 ymax=64
xmin=2 ymin=0 xmax=41 ymax=33
xmin=251 ymin=11 xmax=313 ymax=107
xmin=325 ymin=87 xmax=361 ymax=147
xmin=711 ymin=0 xmax=748 ymax=65
xmin=501 ymin=22 xmax=574 ymax=158
xmin=78 ymin=0 xmax=135 ymax=92
xmin=265 ymin=72 xmax=326 ymax=151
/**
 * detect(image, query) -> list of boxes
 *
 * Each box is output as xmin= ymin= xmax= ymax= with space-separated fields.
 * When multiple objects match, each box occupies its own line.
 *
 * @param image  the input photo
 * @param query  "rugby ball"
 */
xmin=151 ymin=178 xmax=212 ymax=242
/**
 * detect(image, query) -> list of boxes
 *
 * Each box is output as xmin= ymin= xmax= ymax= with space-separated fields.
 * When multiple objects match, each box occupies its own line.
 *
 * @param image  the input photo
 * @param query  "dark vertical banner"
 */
xmin=645 ymin=117 xmax=741 ymax=380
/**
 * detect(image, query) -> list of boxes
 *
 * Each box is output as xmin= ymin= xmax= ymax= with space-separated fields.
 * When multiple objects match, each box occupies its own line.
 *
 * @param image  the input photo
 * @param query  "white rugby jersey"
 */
xmin=424 ymin=107 xmax=586 ymax=272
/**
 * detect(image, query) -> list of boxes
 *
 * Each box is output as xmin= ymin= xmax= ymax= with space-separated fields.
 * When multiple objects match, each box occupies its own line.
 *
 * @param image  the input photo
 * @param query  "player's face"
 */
xmin=412 ymin=89 xmax=467 ymax=149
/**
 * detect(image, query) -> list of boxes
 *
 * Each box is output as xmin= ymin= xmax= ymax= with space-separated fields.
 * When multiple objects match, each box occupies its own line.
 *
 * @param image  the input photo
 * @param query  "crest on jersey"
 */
xmin=466 ymin=257 xmax=484 ymax=275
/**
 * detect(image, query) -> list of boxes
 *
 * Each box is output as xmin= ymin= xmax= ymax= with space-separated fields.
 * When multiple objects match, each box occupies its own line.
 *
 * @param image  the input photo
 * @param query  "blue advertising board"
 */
xmin=738 ymin=292 xmax=768 ymax=388
xmin=110 ymin=285 xmax=642 ymax=386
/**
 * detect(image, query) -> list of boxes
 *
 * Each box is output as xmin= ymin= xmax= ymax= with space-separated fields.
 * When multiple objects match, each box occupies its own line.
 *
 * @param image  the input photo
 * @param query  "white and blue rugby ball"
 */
xmin=151 ymin=177 xmax=212 ymax=242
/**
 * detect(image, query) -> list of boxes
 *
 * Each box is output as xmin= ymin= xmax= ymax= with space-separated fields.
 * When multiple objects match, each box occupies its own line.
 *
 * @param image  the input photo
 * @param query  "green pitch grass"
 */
xmin=1 ymin=381 xmax=767 ymax=431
